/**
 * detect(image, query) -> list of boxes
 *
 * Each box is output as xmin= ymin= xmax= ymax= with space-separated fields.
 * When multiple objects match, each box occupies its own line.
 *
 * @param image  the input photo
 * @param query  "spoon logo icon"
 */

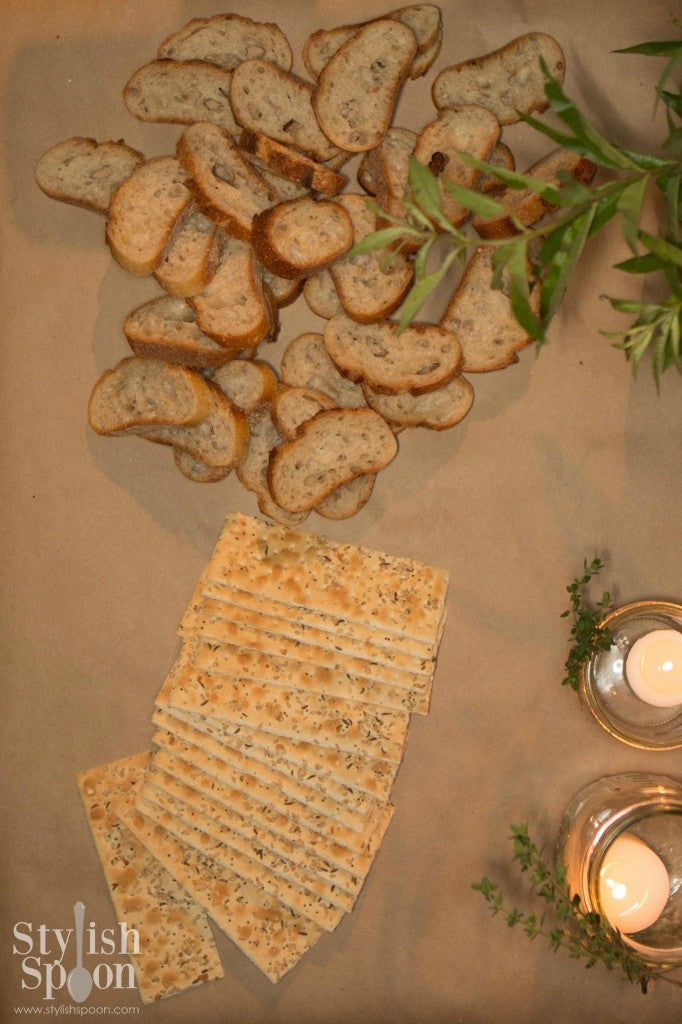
xmin=66 ymin=902 xmax=93 ymax=1004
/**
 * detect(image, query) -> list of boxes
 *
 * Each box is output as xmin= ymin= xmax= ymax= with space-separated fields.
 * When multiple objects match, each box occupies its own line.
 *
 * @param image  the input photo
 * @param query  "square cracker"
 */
xmin=76 ymin=751 xmax=223 ymax=1003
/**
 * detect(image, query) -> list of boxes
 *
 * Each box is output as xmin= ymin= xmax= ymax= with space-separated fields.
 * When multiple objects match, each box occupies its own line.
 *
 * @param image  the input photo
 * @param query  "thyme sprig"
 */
xmin=473 ymin=824 xmax=682 ymax=993
xmin=350 ymin=36 xmax=682 ymax=383
xmin=561 ymin=557 xmax=613 ymax=691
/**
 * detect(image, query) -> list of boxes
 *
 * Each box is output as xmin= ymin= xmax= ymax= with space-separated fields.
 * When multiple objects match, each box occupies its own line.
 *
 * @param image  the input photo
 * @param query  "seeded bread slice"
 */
xmin=123 ymin=295 xmax=234 ymax=370
xmin=124 ymin=60 xmax=239 ymax=136
xmin=88 ymin=356 xmax=212 ymax=435
xmin=260 ymin=265 xmax=303 ymax=308
xmin=177 ymin=122 xmax=278 ymax=240
xmin=432 ymin=32 xmax=565 ymax=125
xmin=188 ymin=230 xmax=276 ymax=349
xmin=251 ymin=197 xmax=353 ymax=280
xmin=356 ymin=128 xmax=417 ymax=226
xmin=303 ymin=5 xmax=442 ymax=80
xmin=302 ymin=270 xmax=343 ymax=320
xmin=245 ymin=155 xmax=312 ymax=201
xmin=479 ymin=142 xmax=516 ymax=194
xmin=237 ymin=405 xmax=309 ymax=527
xmin=324 ymin=313 xmax=463 ymax=395
xmin=328 ymin=194 xmax=413 ymax=324
xmin=157 ymin=13 xmax=293 ymax=72
xmin=362 ymin=374 xmax=474 ymax=429
xmin=239 ymin=130 xmax=347 ymax=196
xmin=472 ymin=148 xmax=597 ymax=239
xmin=312 ymin=21 xmax=418 ymax=153
xmin=413 ymin=106 xmax=500 ymax=226
xmin=135 ymin=381 xmax=249 ymax=468
xmin=271 ymin=386 xmax=336 ymax=439
xmin=35 ymin=136 xmax=144 ymax=216
xmin=280 ymin=332 xmax=366 ymax=408
xmin=174 ymin=448 xmax=232 ymax=483
xmin=154 ymin=203 xmax=218 ymax=297
xmin=105 ymin=156 xmax=192 ymax=275
xmin=210 ymin=359 xmax=279 ymax=413
xmin=268 ymin=408 xmax=398 ymax=513
xmin=316 ymin=473 xmax=376 ymax=520
xmin=439 ymin=247 xmax=540 ymax=371
xmin=230 ymin=60 xmax=341 ymax=162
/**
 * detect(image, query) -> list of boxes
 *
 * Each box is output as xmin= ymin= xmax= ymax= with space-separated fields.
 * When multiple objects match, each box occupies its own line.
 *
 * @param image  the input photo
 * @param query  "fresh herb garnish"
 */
xmin=473 ymin=824 xmax=682 ymax=993
xmin=561 ymin=557 xmax=613 ymax=691
xmin=351 ymin=35 xmax=682 ymax=383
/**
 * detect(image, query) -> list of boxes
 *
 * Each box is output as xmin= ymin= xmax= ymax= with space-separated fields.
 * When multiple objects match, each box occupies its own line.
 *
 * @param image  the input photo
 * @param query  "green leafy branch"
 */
xmin=350 ymin=35 xmax=682 ymax=383
xmin=561 ymin=557 xmax=613 ymax=691
xmin=473 ymin=824 xmax=682 ymax=993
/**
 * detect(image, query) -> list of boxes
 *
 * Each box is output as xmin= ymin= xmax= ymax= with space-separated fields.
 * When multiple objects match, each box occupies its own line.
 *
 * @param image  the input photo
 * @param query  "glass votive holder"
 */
xmin=579 ymin=600 xmax=682 ymax=749
xmin=556 ymin=773 xmax=682 ymax=970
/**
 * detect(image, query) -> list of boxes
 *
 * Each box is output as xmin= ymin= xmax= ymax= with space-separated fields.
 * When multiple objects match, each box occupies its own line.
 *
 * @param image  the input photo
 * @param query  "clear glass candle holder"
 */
xmin=556 ymin=773 xmax=682 ymax=970
xmin=579 ymin=600 xmax=682 ymax=749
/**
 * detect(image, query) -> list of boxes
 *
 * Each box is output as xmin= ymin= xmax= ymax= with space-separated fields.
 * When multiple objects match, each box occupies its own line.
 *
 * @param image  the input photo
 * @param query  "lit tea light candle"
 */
xmin=624 ymin=628 xmax=682 ymax=708
xmin=598 ymin=833 xmax=670 ymax=934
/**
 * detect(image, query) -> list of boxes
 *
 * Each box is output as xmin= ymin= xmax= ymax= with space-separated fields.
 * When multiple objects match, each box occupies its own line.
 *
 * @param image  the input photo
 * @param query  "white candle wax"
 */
xmin=598 ymin=833 xmax=670 ymax=934
xmin=624 ymin=628 xmax=682 ymax=708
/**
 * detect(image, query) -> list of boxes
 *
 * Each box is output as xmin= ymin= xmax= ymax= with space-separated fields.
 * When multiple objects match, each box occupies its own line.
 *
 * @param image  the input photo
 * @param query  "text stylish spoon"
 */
xmin=66 ymin=901 xmax=93 ymax=1003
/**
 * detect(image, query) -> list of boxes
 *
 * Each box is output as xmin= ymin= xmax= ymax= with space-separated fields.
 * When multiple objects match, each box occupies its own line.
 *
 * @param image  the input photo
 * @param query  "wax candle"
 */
xmin=598 ymin=833 xmax=670 ymax=934
xmin=624 ymin=628 xmax=682 ymax=708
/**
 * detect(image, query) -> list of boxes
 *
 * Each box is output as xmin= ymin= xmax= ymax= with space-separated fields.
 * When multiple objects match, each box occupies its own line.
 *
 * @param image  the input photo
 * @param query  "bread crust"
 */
xmin=239 ymin=130 xmax=347 ymax=196
xmin=35 ymin=136 xmax=144 ymax=215
xmin=251 ymin=197 xmax=353 ymax=280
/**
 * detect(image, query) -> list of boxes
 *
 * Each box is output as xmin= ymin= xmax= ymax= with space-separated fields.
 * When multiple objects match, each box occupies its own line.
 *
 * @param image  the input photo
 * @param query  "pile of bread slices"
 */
xmin=35 ymin=7 xmax=594 ymax=525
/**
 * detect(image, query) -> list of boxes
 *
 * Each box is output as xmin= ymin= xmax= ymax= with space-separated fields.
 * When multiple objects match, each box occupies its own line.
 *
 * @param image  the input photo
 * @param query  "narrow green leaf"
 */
xmin=507 ymin=240 xmax=544 ymax=340
xmin=541 ymin=62 xmax=641 ymax=170
xmin=617 ymin=175 xmax=649 ymax=252
xmin=614 ymin=252 xmax=666 ymax=273
xmin=540 ymin=207 xmax=596 ymax=323
xmin=614 ymin=40 xmax=682 ymax=57
xmin=659 ymin=88 xmax=682 ymax=117
xmin=347 ymin=225 xmax=418 ymax=259
xmin=457 ymin=150 xmax=566 ymax=205
xmin=396 ymin=248 xmax=459 ymax=332
xmin=441 ymin=179 xmax=505 ymax=219
xmin=639 ymin=230 xmax=682 ymax=266
xmin=408 ymin=157 xmax=454 ymax=232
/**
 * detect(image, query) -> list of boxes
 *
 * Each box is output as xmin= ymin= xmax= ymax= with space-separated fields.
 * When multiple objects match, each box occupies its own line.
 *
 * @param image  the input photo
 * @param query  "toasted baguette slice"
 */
xmin=432 ymin=33 xmax=565 ymax=125
xmin=124 ymin=60 xmax=239 ymax=136
xmin=88 ymin=356 xmax=212 ymax=435
xmin=356 ymin=127 xmax=416 ymax=219
xmin=312 ymin=21 xmax=417 ymax=152
xmin=124 ymin=295 xmax=235 ymax=370
xmin=407 ymin=22 xmax=442 ymax=79
xmin=251 ymin=197 xmax=353 ymax=280
xmin=328 ymin=194 xmax=413 ymax=323
xmin=324 ymin=314 xmax=463 ymax=395
xmin=472 ymin=148 xmax=597 ymax=239
xmin=316 ymin=473 xmax=376 ymax=520
xmin=260 ymin=265 xmax=303 ymax=308
xmin=245 ymin=155 xmax=312 ymax=201
xmin=177 ymin=122 xmax=277 ymax=240
xmin=303 ymin=5 xmax=441 ymax=80
xmin=440 ymin=247 xmax=540 ymax=372
xmin=157 ymin=14 xmax=293 ymax=72
xmin=154 ymin=203 xmax=218 ymax=297
xmin=362 ymin=374 xmax=474 ymax=429
xmin=271 ymin=386 xmax=336 ymax=439
xmin=189 ymin=230 xmax=276 ymax=348
xmin=174 ymin=448 xmax=232 ymax=482
xmin=237 ymin=405 xmax=309 ymax=526
xmin=135 ymin=381 xmax=249 ymax=468
xmin=302 ymin=270 xmax=343 ymax=320
xmin=413 ymin=106 xmax=500 ymax=226
xmin=280 ymin=332 xmax=366 ymax=408
xmin=239 ymin=130 xmax=347 ymax=196
xmin=230 ymin=60 xmax=341 ymax=162
xmin=270 ymin=387 xmax=377 ymax=520
xmin=35 ymin=137 xmax=144 ymax=215
xmin=268 ymin=408 xmax=398 ymax=512
xmin=105 ymin=157 xmax=191 ymax=275
xmin=210 ymin=359 xmax=279 ymax=413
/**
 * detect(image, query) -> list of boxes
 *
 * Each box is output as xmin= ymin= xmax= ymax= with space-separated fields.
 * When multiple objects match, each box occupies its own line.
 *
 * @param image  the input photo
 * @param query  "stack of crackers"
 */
xmin=77 ymin=512 xmax=448 ymax=998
